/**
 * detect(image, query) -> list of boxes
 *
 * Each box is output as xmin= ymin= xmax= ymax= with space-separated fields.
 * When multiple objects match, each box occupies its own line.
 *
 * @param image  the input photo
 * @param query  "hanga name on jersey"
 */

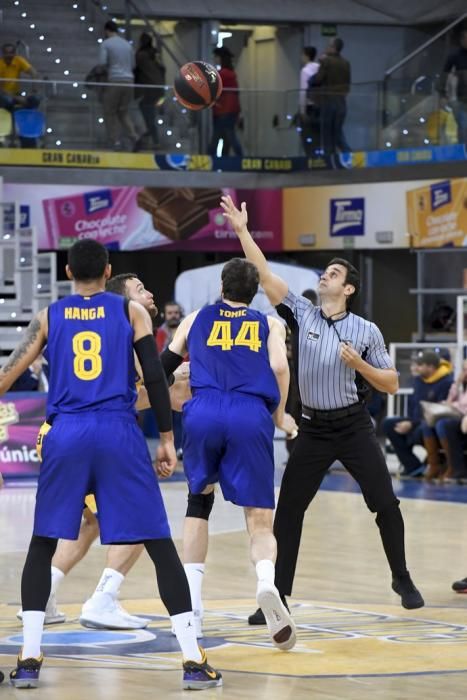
xmin=64 ymin=306 xmax=106 ymax=320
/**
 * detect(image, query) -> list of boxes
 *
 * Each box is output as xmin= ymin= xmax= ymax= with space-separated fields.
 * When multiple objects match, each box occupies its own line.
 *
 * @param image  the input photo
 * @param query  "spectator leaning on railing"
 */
xmin=438 ymin=28 xmax=467 ymax=146
xmin=382 ymin=350 xmax=453 ymax=479
xmin=99 ymin=20 xmax=138 ymax=151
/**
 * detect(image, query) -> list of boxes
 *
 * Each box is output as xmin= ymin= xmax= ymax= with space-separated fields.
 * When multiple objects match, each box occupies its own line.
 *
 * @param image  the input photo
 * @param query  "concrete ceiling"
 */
xmin=129 ymin=0 xmax=467 ymax=25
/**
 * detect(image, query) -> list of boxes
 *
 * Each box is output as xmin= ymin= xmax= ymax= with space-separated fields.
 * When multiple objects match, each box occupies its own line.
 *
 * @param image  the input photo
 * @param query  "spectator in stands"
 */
xmin=209 ymin=46 xmax=243 ymax=157
xmin=155 ymin=301 xmax=184 ymax=353
xmin=134 ymin=32 xmax=166 ymax=151
xmin=382 ymin=350 xmax=453 ymax=479
xmin=438 ymin=28 xmax=467 ymax=145
xmin=10 ymin=355 xmax=49 ymax=392
xmin=156 ymin=301 xmax=184 ymax=457
xmin=313 ymin=37 xmax=351 ymax=169
xmin=298 ymin=46 xmax=321 ymax=156
xmin=99 ymin=21 xmax=138 ymax=151
xmin=0 ymin=42 xmax=37 ymax=110
xmin=434 ymin=359 xmax=467 ymax=481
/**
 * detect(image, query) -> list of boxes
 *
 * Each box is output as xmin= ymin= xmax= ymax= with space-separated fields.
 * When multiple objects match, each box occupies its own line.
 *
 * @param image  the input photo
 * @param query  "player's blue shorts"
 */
xmin=33 ymin=411 xmax=171 ymax=543
xmin=182 ymin=389 xmax=275 ymax=508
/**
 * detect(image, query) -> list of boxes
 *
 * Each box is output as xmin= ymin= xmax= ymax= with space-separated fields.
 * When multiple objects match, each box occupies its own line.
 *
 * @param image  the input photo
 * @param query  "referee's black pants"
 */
xmin=274 ymin=406 xmax=408 ymax=596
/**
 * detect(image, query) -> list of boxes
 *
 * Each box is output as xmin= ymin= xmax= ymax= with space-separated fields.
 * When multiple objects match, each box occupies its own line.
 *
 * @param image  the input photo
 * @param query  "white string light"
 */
xmin=46 ymin=47 xmax=52 ymax=52
xmin=175 ymin=142 xmax=181 ymax=148
xmin=55 ymin=140 xmax=62 ymax=146
xmin=88 ymin=27 xmax=94 ymax=32
xmin=21 ymin=11 xmax=27 ymax=17
xmin=39 ymin=35 xmax=45 ymax=40
xmin=81 ymin=93 xmax=87 ymax=99
xmin=55 ymin=58 xmax=61 ymax=64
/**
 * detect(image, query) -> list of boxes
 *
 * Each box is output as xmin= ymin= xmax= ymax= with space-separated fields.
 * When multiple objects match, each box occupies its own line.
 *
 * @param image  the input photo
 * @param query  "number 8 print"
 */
xmin=72 ymin=331 xmax=103 ymax=380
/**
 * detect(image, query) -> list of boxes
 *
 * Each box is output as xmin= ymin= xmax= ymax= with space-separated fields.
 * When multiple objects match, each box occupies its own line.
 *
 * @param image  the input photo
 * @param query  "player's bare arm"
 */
xmin=220 ymin=195 xmax=288 ymax=306
xmin=0 ymin=309 xmax=48 ymax=395
xmin=168 ymin=310 xmax=199 ymax=358
xmin=267 ymin=317 xmax=298 ymax=435
xmin=129 ymin=300 xmax=177 ymax=476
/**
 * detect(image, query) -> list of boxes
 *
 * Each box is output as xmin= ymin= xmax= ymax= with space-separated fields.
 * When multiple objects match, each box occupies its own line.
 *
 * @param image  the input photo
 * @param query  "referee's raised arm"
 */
xmin=221 ymin=195 xmax=288 ymax=306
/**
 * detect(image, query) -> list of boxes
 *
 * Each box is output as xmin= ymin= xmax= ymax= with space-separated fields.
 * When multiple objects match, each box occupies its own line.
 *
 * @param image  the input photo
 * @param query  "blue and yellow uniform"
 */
xmin=183 ymin=302 xmax=280 ymax=508
xmin=35 ymin=292 xmax=170 ymax=543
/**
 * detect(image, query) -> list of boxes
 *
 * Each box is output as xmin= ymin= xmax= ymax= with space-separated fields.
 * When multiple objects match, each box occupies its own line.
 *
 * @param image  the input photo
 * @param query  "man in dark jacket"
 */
xmin=382 ymin=350 xmax=453 ymax=478
xmin=313 ymin=37 xmax=351 ymax=168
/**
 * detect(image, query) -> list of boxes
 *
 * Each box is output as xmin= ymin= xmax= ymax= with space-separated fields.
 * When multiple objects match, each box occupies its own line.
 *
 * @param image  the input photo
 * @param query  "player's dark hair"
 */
xmin=67 ymin=239 xmax=109 ymax=281
xmin=303 ymin=46 xmax=317 ymax=62
xmin=333 ymin=37 xmax=344 ymax=53
xmin=106 ymin=273 xmax=138 ymax=296
xmin=221 ymin=258 xmax=259 ymax=305
xmin=327 ymin=257 xmax=360 ymax=309
xmin=213 ymin=46 xmax=234 ymax=70
xmin=104 ymin=20 xmax=119 ymax=33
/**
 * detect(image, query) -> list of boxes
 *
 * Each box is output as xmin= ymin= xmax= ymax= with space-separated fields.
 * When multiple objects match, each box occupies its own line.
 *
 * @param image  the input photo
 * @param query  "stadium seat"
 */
xmin=0 ymin=108 xmax=12 ymax=143
xmin=14 ymin=109 xmax=46 ymax=139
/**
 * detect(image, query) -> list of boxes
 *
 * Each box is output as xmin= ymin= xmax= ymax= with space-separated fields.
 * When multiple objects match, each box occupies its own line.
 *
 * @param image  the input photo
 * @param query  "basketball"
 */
xmin=173 ymin=61 xmax=223 ymax=111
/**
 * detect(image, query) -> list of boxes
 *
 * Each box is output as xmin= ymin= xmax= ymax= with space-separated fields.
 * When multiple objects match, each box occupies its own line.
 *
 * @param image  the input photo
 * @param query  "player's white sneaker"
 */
xmin=256 ymin=580 xmax=296 ymax=651
xmin=16 ymin=593 xmax=66 ymax=625
xmin=79 ymin=593 xmax=151 ymax=630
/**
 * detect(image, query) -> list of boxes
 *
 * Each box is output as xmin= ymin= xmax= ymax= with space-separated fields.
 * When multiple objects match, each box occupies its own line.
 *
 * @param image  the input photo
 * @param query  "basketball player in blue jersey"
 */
xmin=0 ymin=240 xmax=221 ymax=690
xmin=161 ymin=257 xmax=297 ymax=651
xmin=32 ymin=273 xmax=190 ymax=631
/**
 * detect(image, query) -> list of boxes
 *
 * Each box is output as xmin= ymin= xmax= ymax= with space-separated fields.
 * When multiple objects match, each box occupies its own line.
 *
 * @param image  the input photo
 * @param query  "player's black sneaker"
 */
xmin=452 ymin=576 xmax=467 ymax=593
xmin=182 ymin=647 xmax=222 ymax=690
xmin=10 ymin=654 xmax=43 ymax=688
xmin=0 ymin=669 xmax=4 ymax=684
xmin=392 ymin=575 xmax=424 ymax=609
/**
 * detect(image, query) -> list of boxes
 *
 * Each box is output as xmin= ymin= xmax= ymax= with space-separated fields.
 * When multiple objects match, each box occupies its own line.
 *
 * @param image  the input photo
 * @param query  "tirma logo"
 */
xmin=84 ymin=189 xmax=113 ymax=215
xmin=430 ymin=181 xmax=451 ymax=211
xmin=330 ymin=198 xmax=365 ymax=236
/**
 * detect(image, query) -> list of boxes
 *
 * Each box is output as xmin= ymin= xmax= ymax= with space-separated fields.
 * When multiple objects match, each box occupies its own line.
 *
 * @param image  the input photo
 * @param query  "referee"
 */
xmin=220 ymin=195 xmax=424 ymax=618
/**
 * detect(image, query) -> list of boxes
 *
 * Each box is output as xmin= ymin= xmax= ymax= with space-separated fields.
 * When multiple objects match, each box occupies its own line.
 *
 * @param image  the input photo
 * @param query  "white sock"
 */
xmin=93 ymin=568 xmax=124 ymax=598
xmin=50 ymin=566 xmax=65 ymax=596
xmin=22 ymin=611 xmax=45 ymax=659
xmin=255 ymin=559 xmax=275 ymax=585
xmin=184 ymin=563 xmax=205 ymax=617
xmin=171 ymin=611 xmax=202 ymax=662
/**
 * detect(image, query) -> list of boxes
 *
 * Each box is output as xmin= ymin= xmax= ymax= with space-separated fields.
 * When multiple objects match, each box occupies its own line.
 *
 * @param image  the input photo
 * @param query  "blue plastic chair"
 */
xmin=14 ymin=109 xmax=46 ymax=139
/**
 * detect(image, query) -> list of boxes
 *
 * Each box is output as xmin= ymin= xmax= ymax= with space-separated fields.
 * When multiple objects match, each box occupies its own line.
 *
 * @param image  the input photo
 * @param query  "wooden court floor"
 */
xmin=1 ymin=473 xmax=467 ymax=699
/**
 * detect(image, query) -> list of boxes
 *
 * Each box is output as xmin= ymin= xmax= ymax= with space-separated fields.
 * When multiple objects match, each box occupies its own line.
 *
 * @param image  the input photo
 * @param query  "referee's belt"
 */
xmin=302 ymin=402 xmax=363 ymax=421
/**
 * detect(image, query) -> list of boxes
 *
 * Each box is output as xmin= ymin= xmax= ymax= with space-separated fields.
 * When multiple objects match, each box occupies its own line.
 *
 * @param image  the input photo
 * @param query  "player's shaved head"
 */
xmin=67 ymin=239 xmax=109 ymax=281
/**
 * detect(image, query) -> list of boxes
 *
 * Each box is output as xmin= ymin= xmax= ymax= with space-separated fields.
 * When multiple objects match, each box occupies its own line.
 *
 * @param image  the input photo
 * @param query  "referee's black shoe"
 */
xmin=248 ymin=594 xmax=290 ymax=625
xmin=392 ymin=575 xmax=424 ymax=609
xmin=452 ymin=576 xmax=467 ymax=593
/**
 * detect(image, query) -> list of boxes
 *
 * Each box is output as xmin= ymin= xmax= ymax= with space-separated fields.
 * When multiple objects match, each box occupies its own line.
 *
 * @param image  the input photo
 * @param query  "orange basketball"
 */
xmin=173 ymin=61 xmax=223 ymax=111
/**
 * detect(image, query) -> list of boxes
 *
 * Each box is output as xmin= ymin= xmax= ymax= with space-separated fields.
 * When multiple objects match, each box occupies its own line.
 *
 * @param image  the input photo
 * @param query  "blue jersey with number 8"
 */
xmin=187 ymin=302 xmax=280 ymax=413
xmin=44 ymin=292 xmax=137 ymax=416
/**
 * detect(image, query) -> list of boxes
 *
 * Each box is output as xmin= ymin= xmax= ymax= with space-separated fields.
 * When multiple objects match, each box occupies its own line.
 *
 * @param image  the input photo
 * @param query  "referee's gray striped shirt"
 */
xmin=280 ymin=290 xmax=394 ymax=410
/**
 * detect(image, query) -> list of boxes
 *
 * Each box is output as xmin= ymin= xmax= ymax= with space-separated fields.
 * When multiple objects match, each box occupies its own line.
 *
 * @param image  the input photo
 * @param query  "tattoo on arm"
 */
xmin=1 ymin=316 xmax=45 ymax=375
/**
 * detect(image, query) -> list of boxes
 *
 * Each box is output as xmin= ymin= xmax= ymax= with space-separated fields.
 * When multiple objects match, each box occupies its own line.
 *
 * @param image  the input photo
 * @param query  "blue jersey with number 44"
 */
xmin=187 ymin=302 xmax=280 ymax=413
xmin=44 ymin=292 xmax=137 ymax=416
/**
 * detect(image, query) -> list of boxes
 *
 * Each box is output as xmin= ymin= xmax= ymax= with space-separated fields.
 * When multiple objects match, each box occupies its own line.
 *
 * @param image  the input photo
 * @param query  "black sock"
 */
xmin=21 ymin=535 xmax=58 ymax=611
xmin=144 ymin=538 xmax=192 ymax=616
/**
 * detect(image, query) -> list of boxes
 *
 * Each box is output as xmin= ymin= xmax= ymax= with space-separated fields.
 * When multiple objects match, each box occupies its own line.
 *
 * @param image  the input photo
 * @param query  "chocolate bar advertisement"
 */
xmin=3 ymin=184 xmax=282 ymax=252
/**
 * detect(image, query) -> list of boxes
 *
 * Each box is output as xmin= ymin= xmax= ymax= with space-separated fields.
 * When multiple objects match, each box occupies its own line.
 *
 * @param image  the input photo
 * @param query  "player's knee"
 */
xmin=186 ymin=490 xmax=215 ymax=520
xmin=29 ymin=534 xmax=58 ymax=558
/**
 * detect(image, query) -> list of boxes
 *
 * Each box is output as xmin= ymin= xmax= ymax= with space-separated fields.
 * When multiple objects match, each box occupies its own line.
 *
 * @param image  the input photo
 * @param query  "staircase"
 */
xmin=1 ymin=0 xmax=193 ymax=151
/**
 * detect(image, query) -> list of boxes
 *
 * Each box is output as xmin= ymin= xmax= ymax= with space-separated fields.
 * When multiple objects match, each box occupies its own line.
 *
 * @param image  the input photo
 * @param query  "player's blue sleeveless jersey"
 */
xmin=44 ymin=292 xmax=137 ymax=416
xmin=187 ymin=302 xmax=280 ymax=413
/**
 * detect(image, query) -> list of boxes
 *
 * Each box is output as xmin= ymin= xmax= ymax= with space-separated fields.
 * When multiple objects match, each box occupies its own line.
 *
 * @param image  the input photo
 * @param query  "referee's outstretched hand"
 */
xmin=339 ymin=341 xmax=363 ymax=370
